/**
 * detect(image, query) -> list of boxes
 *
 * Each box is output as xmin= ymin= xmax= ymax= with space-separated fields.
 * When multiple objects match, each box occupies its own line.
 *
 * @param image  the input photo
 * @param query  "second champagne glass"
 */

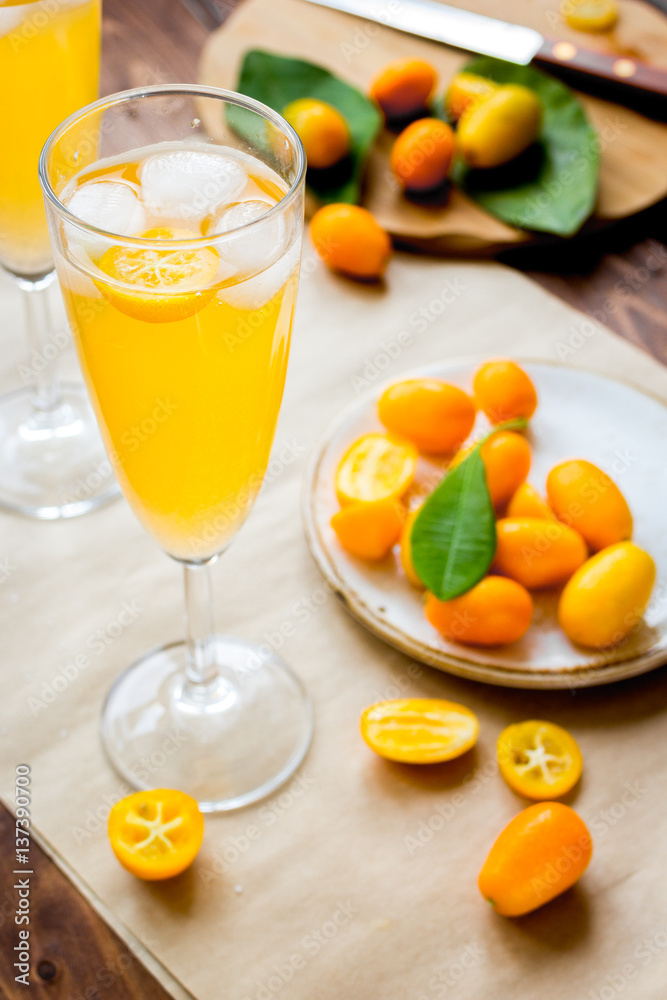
xmin=0 ymin=0 xmax=118 ymax=518
xmin=40 ymin=86 xmax=312 ymax=811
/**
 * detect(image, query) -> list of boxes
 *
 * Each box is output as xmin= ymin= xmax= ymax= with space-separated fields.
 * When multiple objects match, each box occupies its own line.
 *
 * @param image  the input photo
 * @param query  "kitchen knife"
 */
xmin=300 ymin=0 xmax=667 ymax=101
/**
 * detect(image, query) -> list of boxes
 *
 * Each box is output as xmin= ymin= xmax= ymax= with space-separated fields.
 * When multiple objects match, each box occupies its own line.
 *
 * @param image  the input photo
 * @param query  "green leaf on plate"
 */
xmin=235 ymin=50 xmax=382 ymax=204
xmin=449 ymin=57 xmax=599 ymax=237
xmin=411 ymin=448 xmax=496 ymax=602
xmin=411 ymin=419 xmax=526 ymax=600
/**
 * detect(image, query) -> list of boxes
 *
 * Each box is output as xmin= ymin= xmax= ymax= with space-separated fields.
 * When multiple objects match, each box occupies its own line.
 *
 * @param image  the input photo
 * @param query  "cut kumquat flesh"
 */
xmin=361 ymin=698 xmax=479 ymax=764
xmin=335 ymin=432 xmax=417 ymax=505
xmin=497 ymin=720 xmax=583 ymax=800
xmin=107 ymin=789 xmax=204 ymax=880
xmin=95 ymin=227 xmax=220 ymax=323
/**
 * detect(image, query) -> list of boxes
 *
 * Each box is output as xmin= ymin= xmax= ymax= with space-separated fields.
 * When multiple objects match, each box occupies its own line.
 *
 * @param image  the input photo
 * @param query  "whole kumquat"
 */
xmin=390 ymin=117 xmax=455 ymax=192
xmin=378 ymin=378 xmax=476 ymax=455
xmin=310 ymin=204 xmax=392 ymax=280
xmin=546 ymin=459 xmax=632 ymax=551
xmin=283 ymin=97 xmax=350 ymax=169
xmin=473 ymin=359 xmax=538 ymax=423
xmin=445 ymin=71 xmax=498 ymax=122
xmin=369 ymin=58 xmax=437 ymax=119
xmin=494 ymin=517 xmax=588 ymax=590
xmin=458 ymin=84 xmax=542 ymax=169
xmin=479 ymin=430 xmax=531 ymax=509
xmin=478 ymin=802 xmax=593 ymax=916
xmin=558 ymin=541 xmax=655 ymax=648
xmin=507 ymin=482 xmax=554 ymax=520
xmin=425 ymin=576 xmax=533 ymax=647
xmin=331 ymin=497 xmax=405 ymax=561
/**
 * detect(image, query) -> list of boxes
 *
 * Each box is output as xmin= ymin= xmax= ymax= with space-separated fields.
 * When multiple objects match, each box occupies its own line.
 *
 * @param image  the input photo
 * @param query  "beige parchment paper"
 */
xmin=1 ymin=248 xmax=667 ymax=1000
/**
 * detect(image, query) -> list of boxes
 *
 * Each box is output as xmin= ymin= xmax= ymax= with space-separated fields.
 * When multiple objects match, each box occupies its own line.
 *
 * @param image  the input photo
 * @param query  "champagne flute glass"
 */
xmin=0 ymin=0 xmax=118 ymax=518
xmin=40 ymin=85 xmax=312 ymax=811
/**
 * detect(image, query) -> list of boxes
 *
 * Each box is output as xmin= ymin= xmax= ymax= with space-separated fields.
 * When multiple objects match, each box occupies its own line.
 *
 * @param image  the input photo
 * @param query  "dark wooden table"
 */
xmin=102 ymin=0 xmax=667 ymax=364
xmin=2 ymin=2 xmax=665 ymax=997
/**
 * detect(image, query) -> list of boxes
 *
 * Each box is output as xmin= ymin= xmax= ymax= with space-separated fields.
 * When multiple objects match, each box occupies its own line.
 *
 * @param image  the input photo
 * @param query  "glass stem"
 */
xmin=183 ymin=560 xmax=218 ymax=688
xmin=18 ymin=273 xmax=64 ymax=416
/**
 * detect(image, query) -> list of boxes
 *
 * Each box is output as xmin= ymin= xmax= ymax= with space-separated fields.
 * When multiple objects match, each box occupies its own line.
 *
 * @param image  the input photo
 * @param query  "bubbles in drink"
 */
xmin=210 ymin=199 xmax=286 ymax=274
xmin=139 ymin=150 xmax=247 ymax=222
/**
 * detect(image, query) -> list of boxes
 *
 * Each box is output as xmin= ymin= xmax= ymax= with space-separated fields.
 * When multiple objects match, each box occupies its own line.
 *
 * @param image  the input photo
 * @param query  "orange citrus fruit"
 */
xmin=425 ymin=577 xmax=533 ymax=647
xmin=335 ymin=432 xmax=417 ymax=505
xmin=283 ymin=98 xmax=350 ymax=169
xmin=361 ymin=698 xmax=479 ymax=764
xmin=108 ymin=789 xmax=204 ymax=881
xmin=479 ymin=802 xmax=593 ymax=916
xmin=310 ymin=204 xmax=392 ymax=280
xmin=96 ymin=227 xmax=219 ymax=323
xmin=331 ymin=497 xmax=405 ymax=561
xmin=497 ymin=721 xmax=583 ymax=800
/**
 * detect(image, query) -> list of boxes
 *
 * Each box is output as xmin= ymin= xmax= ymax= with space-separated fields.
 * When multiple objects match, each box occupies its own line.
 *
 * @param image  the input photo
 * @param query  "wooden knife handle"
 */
xmin=535 ymin=38 xmax=667 ymax=99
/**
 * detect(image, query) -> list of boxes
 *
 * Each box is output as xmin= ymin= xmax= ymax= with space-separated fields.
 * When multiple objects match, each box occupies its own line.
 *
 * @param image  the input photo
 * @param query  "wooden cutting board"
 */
xmin=200 ymin=0 xmax=667 ymax=253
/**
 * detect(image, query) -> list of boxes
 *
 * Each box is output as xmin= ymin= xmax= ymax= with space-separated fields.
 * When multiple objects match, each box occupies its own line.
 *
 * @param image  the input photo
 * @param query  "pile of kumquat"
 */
xmin=331 ymin=359 xmax=656 ymax=652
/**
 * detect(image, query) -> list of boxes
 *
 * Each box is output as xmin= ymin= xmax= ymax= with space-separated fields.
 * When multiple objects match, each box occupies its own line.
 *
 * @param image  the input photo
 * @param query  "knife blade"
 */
xmin=300 ymin=0 xmax=667 ymax=104
xmin=302 ymin=0 xmax=543 ymax=64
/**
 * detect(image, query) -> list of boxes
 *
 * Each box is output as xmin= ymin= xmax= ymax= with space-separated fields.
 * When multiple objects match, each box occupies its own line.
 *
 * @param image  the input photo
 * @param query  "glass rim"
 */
xmin=38 ymin=83 xmax=306 ymax=249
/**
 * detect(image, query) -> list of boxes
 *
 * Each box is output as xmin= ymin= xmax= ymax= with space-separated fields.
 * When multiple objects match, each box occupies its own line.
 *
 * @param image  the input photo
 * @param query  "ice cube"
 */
xmin=66 ymin=180 xmax=147 ymax=235
xmin=64 ymin=181 xmax=147 ymax=261
xmin=139 ymin=150 xmax=247 ymax=222
xmin=213 ymin=199 xmax=275 ymax=232
xmin=217 ymin=238 xmax=300 ymax=311
xmin=210 ymin=199 xmax=285 ymax=274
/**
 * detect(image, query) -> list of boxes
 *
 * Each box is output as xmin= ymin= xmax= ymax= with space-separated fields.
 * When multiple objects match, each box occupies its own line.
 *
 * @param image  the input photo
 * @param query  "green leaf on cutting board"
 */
xmin=448 ymin=57 xmax=600 ymax=237
xmin=411 ymin=418 xmax=527 ymax=601
xmin=235 ymin=50 xmax=382 ymax=204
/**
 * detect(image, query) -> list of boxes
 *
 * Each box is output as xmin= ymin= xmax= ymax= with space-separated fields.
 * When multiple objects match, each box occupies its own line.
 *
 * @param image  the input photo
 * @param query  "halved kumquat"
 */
xmin=108 ymin=789 xmax=204 ymax=881
xmin=335 ymin=432 xmax=417 ymax=505
xmin=361 ymin=698 xmax=479 ymax=763
xmin=497 ymin=720 xmax=583 ymax=800
xmin=96 ymin=227 xmax=219 ymax=323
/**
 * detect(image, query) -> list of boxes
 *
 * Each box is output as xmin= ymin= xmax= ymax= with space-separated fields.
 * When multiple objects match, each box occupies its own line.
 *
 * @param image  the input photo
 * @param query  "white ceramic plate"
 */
xmin=303 ymin=360 xmax=667 ymax=689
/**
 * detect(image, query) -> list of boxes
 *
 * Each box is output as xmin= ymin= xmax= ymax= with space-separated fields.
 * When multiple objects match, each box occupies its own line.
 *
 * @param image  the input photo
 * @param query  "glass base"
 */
xmin=0 ymin=382 xmax=119 ymax=519
xmin=101 ymin=635 xmax=314 ymax=812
